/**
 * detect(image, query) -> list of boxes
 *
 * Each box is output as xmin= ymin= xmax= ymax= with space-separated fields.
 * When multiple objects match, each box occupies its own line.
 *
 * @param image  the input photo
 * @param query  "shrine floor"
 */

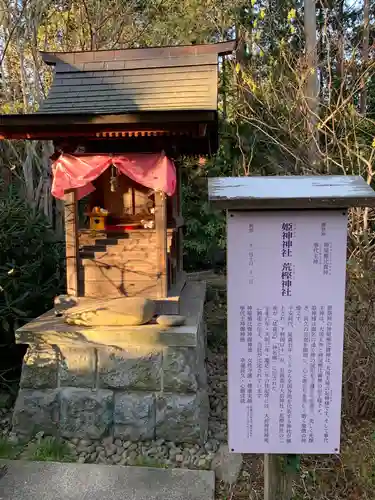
xmin=0 ymin=460 xmax=215 ymax=500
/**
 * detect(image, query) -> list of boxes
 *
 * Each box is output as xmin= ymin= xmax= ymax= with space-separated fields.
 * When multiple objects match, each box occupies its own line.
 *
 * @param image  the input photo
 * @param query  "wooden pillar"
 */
xmin=264 ymin=455 xmax=295 ymax=500
xmin=64 ymin=189 xmax=79 ymax=296
xmin=176 ymin=164 xmax=184 ymax=272
xmin=154 ymin=190 xmax=168 ymax=298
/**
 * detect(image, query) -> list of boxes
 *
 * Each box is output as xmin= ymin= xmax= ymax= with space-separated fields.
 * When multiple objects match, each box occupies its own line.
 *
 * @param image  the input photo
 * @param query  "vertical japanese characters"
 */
xmin=229 ymin=212 xmax=342 ymax=453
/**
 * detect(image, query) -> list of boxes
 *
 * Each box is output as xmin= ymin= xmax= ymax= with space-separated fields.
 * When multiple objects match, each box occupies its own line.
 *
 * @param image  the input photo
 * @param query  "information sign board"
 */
xmin=227 ymin=210 xmax=348 ymax=454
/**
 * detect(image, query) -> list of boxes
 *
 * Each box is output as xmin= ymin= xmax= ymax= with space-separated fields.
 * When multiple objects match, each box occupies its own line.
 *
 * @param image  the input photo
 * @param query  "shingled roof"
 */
xmin=38 ymin=42 xmax=234 ymax=115
xmin=0 ymin=41 xmax=236 ymax=145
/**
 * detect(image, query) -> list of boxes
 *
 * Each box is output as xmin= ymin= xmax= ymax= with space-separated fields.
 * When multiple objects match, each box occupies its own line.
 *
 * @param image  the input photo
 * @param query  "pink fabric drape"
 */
xmin=51 ymin=152 xmax=176 ymax=200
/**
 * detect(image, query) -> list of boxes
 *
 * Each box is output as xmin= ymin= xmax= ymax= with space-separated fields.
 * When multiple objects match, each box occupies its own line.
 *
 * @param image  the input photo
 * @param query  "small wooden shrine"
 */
xmin=1 ymin=41 xmax=236 ymax=444
xmin=0 ymin=41 xmax=235 ymax=309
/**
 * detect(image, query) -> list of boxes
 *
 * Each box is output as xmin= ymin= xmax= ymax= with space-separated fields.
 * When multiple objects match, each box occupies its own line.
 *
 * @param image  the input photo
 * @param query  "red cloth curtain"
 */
xmin=51 ymin=152 xmax=176 ymax=200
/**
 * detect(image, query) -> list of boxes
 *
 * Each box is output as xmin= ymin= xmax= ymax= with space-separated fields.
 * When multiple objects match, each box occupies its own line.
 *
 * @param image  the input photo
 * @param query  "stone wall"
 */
xmin=12 ymin=282 xmax=209 ymax=444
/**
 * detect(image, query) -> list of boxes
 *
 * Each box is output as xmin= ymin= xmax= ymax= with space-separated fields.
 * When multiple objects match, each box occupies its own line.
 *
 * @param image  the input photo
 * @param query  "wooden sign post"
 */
xmin=208 ymin=176 xmax=375 ymax=499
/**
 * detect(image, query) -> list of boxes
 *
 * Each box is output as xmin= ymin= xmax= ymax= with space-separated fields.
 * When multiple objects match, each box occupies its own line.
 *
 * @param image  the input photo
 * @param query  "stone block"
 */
xmin=20 ymin=345 xmax=58 ymax=389
xmin=60 ymin=388 xmax=113 ymax=439
xmin=98 ymin=346 xmax=161 ymax=390
xmin=12 ymin=389 xmax=60 ymax=437
xmin=58 ymin=345 xmax=96 ymax=388
xmin=196 ymin=319 xmax=208 ymax=389
xmin=113 ymin=392 xmax=155 ymax=441
xmin=162 ymin=347 xmax=198 ymax=393
xmin=155 ymin=391 xmax=209 ymax=443
xmin=211 ymin=445 xmax=243 ymax=485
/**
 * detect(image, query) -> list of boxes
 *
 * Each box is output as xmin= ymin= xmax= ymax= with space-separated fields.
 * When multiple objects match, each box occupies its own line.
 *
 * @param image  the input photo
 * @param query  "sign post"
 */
xmin=208 ymin=176 xmax=375 ymax=499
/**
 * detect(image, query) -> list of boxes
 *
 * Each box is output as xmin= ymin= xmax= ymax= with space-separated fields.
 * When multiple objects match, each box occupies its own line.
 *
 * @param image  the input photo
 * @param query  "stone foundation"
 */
xmin=12 ymin=282 xmax=209 ymax=444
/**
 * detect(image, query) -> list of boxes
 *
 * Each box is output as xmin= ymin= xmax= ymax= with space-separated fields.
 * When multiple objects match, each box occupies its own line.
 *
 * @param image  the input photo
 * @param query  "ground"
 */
xmin=1 ymin=271 xmax=375 ymax=499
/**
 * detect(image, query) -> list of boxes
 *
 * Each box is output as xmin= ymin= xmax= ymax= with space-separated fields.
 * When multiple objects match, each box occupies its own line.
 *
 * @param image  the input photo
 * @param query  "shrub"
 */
xmin=0 ymin=183 xmax=64 ymax=393
xmin=23 ymin=436 xmax=74 ymax=463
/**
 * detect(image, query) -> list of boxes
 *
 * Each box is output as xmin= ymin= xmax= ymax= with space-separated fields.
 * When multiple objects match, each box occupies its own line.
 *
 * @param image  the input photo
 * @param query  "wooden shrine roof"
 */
xmin=0 ymin=41 xmax=235 ymax=146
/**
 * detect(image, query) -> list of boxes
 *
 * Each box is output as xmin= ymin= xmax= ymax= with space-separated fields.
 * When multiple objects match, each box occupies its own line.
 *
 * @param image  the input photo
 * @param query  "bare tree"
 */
xmin=359 ymin=0 xmax=370 ymax=115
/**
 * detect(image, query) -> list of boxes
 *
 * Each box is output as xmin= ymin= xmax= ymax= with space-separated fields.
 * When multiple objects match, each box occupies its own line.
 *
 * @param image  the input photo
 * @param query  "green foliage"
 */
xmin=23 ymin=437 xmax=74 ymax=462
xmin=0 ymin=184 xmax=64 ymax=345
xmin=0 ymin=438 xmax=21 ymax=459
xmin=181 ymin=151 xmax=232 ymax=271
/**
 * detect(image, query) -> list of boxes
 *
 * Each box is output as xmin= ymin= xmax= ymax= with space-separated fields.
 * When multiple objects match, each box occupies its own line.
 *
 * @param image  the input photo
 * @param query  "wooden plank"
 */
xmin=81 ymin=264 xmax=158 ymax=282
xmin=40 ymin=41 xmax=236 ymax=66
xmin=80 ymin=248 xmax=159 ymax=261
xmin=208 ymin=176 xmax=375 ymax=210
xmin=53 ymin=65 xmax=216 ymax=82
xmin=42 ymin=100 xmax=216 ymax=113
xmin=154 ymin=190 xmax=168 ymax=298
xmin=0 ymin=110 xmax=217 ymax=126
xmin=45 ymin=92 xmax=214 ymax=106
xmin=81 ymin=258 xmax=157 ymax=270
xmin=64 ymin=190 xmax=79 ymax=296
xmin=50 ymin=81 xmax=214 ymax=95
xmin=50 ymin=54 xmax=218 ymax=72
xmin=83 ymin=279 xmax=158 ymax=298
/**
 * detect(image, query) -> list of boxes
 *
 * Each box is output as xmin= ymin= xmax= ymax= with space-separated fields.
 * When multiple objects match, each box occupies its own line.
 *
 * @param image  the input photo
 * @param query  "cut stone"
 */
xmin=162 ymin=347 xmax=198 ymax=392
xmin=211 ymin=444 xmax=243 ymax=485
xmin=58 ymin=345 xmax=96 ymax=388
xmin=12 ymin=389 xmax=60 ymax=437
xmin=156 ymin=315 xmax=186 ymax=327
xmin=60 ymin=388 xmax=113 ymax=439
xmin=155 ymin=391 xmax=209 ymax=443
xmin=113 ymin=392 xmax=155 ymax=441
xmin=64 ymin=297 xmax=155 ymax=326
xmin=196 ymin=317 xmax=208 ymax=389
xmin=0 ymin=460 xmax=215 ymax=500
xmin=98 ymin=346 xmax=161 ymax=390
xmin=20 ymin=345 xmax=58 ymax=389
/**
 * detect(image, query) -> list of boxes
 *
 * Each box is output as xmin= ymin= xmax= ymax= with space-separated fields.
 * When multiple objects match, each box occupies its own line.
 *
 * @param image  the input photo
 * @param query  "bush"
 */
xmin=181 ymin=151 xmax=232 ymax=271
xmin=0 ymin=183 xmax=64 ymax=393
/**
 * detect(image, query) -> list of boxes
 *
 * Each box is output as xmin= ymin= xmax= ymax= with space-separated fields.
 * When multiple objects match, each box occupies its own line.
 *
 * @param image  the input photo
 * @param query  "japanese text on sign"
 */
xmin=228 ymin=210 xmax=347 ymax=454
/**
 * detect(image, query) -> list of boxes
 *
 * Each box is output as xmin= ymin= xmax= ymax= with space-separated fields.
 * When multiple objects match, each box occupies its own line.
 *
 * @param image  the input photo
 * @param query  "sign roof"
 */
xmin=208 ymin=176 xmax=375 ymax=209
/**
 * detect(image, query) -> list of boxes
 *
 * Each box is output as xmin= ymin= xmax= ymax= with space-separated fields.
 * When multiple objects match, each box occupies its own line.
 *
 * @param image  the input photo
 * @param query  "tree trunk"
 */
xmin=304 ymin=0 xmax=320 ymax=168
xmin=336 ymin=0 xmax=345 ymax=84
xmin=361 ymin=0 xmax=371 ymax=234
xmin=360 ymin=0 xmax=369 ymax=115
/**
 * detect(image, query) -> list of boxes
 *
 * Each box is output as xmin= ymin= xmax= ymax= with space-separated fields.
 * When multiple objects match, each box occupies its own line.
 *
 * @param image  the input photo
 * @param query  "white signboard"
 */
xmin=227 ymin=210 xmax=348 ymax=454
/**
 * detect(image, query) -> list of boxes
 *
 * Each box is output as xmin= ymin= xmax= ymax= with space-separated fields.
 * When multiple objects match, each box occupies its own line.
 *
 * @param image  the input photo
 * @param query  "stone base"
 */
xmin=12 ymin=282 xmax=208 ymax=444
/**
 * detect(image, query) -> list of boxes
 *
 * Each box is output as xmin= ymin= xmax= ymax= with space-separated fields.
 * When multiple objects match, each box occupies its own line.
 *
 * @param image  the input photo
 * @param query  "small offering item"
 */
xmin=86 ymin=207 xmax=109 ymax=231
